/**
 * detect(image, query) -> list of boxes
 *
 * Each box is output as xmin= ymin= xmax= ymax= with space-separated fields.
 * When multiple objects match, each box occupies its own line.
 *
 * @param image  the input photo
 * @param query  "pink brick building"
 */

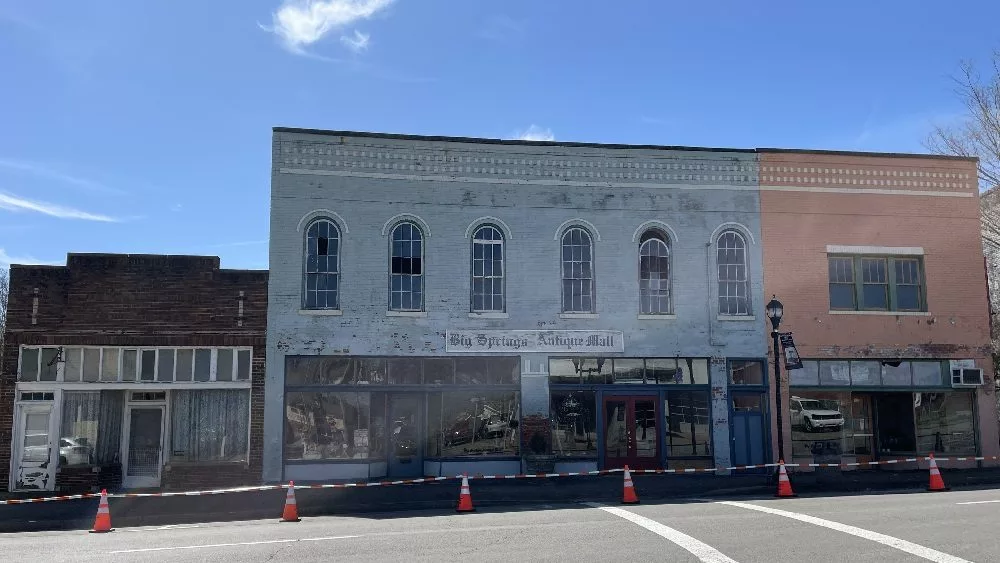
xmin=759 ymin=149 xmax=999 ymax=471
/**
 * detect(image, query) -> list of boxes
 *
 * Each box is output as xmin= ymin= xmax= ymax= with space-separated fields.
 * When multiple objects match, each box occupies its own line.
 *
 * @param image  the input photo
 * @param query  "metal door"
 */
xmin=603 ymin=396 xmax=660 ymax=470
xmin=387 ymin=394 xmax=423 ymax=478
xmin=13 ymin=405 xmax=55 ymax=491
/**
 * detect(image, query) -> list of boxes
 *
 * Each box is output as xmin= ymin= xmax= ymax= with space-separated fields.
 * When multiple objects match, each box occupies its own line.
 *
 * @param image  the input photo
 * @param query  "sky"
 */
xmin=1 ymin=0 xmax=998 ymax=270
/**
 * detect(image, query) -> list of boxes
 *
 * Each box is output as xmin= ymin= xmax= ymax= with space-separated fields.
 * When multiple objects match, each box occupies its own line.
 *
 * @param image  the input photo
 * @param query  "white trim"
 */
xmin=631 ymin=220 xmax=680 ymax=243
xmin=826 ymin=245 xmax=924 ymax=255
xmin=718 ymin=315 xmax=756 ymax=321
xmin=298 ymin=309 xmax=344 ymax=316
xmin=828 ymin=310 xmax=932 ymax=316
xmin=17 ymin=382 xmax=251 ymax=391
xmin=559 ymin=313 xmax=599 ymax=319
xmin=464 ymin=217 xmax=514 ymax=240
xmin=295 ymin=209 xmax=350 ymax=233
xmin=638 ymin=314 xmax=677 ymax=320
xmin=280 ymin=167 xmax=757 ymax=192
xmin=553 ymin=218 xmax=602 ymax=241
xmin=10 ymin=402 xmax=57 ymax=492
xmin=381 ymin=213 xmax=432 ymax=237
xmin=468 ymin=312 xmax=509 ymax=319
xmin=386 ymin=310 xmax=427 ymax=317
xmin=761 ymin=185 xmax=974 ymax=198
xmin=708 ymin=222 xmax=757 ymax=245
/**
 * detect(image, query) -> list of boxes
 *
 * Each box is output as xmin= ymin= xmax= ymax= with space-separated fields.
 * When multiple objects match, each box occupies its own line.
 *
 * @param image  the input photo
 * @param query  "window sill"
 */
xmin=828 ymin=310 xmax=931 ymax=316
xmin=638 ymin=314 xmax=677 ymax=320
xmin=469 ymin=312 xmax=509 ymax=319
xmin=717 ymin=315 xmax=756 ymax=321
xmin=387 ymin=310 xmax=428 ymax=317
xmin=559 ymin=313 xmax=599 ymax=319
xmin=298 ymin=309 xmax=343 ymax=316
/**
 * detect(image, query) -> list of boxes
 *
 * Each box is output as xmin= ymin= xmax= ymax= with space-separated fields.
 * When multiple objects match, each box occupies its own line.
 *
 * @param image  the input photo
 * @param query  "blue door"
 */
xmin=388 ymin=394 xmax=423 ymax=478
xmin=731 ymin=394 xmax=767 ymax=470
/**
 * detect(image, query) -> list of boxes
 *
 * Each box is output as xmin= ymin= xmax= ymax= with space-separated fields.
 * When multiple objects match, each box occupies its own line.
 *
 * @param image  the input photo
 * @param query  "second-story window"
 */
xmin=390 ymin=221 xmax=424 ymax=311
xmin=471 ymin=225 xmax=505 ymax=312
xmin=561 ymin=227 xmax=595 ymax=313
xmin=304 ymin=219 xmax=340 ymax=309
xmin=639 ymin=229 xmax=671 ymax=314
xmin=717 ymin=230 xmax=750 ymax=316
xmin=828 ymin=255 xmax=925 ymax=312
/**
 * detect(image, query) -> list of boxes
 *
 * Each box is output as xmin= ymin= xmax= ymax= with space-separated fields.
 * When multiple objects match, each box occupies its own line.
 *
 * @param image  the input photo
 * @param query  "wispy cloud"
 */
xmin=262 ymin=0 xmax=394 ymax=55
xmin=340 ymin=29 xmax=370 ymax=53
xmin=515 ymin=125 xmax=555 ymax=142
xmin=0 ymin=248 xmax=58 ymax=266
xmin=209 ymin=240 xmax=269 ymax=248
xmin=0 ymin=158 xmax=122 ymax=195
xmin=638 ymin=115 xmax=671 ymax=126
xmin=0 ymin=192 xmax=118 ymax=222
xmin=478 ymin=15 xmax=526 ymax=43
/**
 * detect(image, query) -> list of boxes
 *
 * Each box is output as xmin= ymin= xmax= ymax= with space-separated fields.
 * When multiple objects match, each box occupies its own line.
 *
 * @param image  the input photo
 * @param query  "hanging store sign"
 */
xmin=778 ymin=332 xmax=804 ymax=370
xmin=445 ymin=330 xmax=624 ymax=353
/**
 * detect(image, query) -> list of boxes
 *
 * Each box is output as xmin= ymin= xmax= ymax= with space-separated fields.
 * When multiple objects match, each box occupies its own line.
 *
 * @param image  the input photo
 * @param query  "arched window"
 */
xmin=717 ymin=230 xmax=750 ymax=315
xmin=389 ymin=222 xmax=424 ymax=311
xmin=471 ymin=225 xmax=505 ymax=312
xmin=561 ymin=227 xmax=595 ymax=313
xmin=304 ymin=219 xmax=341 ymax=309
xmin=639 ymin=230 xmax=671 ymax=314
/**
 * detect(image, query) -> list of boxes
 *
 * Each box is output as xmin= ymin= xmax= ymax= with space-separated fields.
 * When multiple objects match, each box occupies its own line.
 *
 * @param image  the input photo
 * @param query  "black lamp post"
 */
xmin=765 ymin=295 xmax=785 ymax=463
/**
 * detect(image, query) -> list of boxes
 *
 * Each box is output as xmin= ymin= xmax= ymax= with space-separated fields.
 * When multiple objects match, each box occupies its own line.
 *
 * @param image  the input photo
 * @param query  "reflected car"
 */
xmin=790 ymin=397 xmax=844 ymax=432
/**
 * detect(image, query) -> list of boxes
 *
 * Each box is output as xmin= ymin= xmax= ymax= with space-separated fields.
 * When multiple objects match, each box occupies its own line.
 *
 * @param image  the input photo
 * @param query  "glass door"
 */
xmin=123 ymin=406 xmax=164 ymax=488
xmin=14 ymin=405 xmax=55 ymax=491
xmin=603 ymin=396 xmax=659 ymax=470
xmin=388 ymin=394 xmax=423 ymax=478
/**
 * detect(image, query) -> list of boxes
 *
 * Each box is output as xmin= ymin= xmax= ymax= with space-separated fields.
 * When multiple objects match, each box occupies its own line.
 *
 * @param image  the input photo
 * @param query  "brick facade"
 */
xmin=758 ymin=150 xmax=999 ymax=466
xmin=1 ymin=254 xmax=267 ymax=492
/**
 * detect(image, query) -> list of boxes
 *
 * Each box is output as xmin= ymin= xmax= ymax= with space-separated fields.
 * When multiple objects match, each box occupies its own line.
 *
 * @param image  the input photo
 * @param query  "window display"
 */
xmin=550 ymin=391 xmax=597 ymax=457
xmin=426 ymin=392 xmax=519 ymax=457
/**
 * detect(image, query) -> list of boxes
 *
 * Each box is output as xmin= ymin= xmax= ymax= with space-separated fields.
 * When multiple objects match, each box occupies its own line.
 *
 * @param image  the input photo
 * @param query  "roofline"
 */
xmin=756 ymin=147 xmax=978 ymax=162
xmin=272 ymin=127 xmax=757 ymax=154
xmin=274 ymin=127 xmax=981 ymax=162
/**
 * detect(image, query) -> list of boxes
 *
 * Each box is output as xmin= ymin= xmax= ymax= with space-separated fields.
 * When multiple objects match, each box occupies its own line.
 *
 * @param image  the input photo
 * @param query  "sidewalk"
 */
xmin=4 ymin=467 xmax=1000 ymax=533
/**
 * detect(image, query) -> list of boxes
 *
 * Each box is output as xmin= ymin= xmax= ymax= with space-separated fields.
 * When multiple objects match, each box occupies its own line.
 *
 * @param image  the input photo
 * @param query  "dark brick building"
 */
xmin=1 ymin=254 xmax=266 ymax=492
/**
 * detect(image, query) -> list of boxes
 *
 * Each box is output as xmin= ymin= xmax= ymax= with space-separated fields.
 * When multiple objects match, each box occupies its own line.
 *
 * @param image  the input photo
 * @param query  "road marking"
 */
xmin=956 ymin=500 xmax=1000 ymax=505
xmin=584 ymin=502 xmax=739 ymax=563
xmin=108 ymin=535 xmax=360 ymax=554
xmin=719 ymin=501 xmax=970 ymax=563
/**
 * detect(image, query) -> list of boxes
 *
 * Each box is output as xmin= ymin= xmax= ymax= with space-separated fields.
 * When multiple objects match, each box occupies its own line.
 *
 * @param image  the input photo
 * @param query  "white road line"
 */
xmin=108 ymin=535 xmax=360 ymax=554
xmin=719 ymin=501 xmax=970 ymax=563
xmin=584 ymin=502 xmax=739 ymax=563
xmin=956 ymin=500 xmax=1000 ymax=505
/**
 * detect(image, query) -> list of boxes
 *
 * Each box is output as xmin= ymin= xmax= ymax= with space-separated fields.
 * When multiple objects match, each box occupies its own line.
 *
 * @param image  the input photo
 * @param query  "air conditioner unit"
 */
xmin=951 ymin=368 xmax=984 ymax=387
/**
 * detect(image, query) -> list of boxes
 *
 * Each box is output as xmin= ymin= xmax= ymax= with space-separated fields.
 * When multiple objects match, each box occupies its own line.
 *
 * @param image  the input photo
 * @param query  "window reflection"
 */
xmin=729 ymin=360 xmax=765 ymax=385
xmin=284 ymin=392 xmax=373 ymax=460
xmin=550 ymin=391 xmax=597 ymax=457
xmin=664 ymin=391 xmax=711 ymax=457
xmin=915 ymin=392 xmax=975 ymax=454
xmin=426 ymin=392 xmax=519 ymax=457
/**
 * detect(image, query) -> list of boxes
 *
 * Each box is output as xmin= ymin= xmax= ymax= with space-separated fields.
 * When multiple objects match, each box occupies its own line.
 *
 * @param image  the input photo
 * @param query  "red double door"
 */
xmin=603 ymin=396 xmax=660 ymax=470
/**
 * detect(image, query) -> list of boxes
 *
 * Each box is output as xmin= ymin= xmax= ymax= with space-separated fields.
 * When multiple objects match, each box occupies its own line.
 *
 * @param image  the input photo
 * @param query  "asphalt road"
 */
xmin=4 ymin=488 xmax=1000 ymax=562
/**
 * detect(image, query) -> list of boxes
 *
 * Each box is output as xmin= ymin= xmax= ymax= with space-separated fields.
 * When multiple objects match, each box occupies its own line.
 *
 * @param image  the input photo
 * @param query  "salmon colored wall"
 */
xmin=758 ymin=151 xmax=998 ymax=464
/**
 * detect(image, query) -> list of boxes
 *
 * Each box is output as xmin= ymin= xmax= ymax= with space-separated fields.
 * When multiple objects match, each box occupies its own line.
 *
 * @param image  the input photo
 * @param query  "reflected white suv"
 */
xmin=790 ymin=397 xmax=844 ymax=432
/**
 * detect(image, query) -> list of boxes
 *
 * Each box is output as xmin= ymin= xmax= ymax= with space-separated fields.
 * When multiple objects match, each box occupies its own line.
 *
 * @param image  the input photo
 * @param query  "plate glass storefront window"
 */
xmin=915 ymin=392 xmax=975 ymax=454
xmin=426 ymin=391 xmax=519 ymax=457
xmin=664 ymin=391 xmax=712 ymax=457
xmin=550 ymin=390 xmax=597 ymax=457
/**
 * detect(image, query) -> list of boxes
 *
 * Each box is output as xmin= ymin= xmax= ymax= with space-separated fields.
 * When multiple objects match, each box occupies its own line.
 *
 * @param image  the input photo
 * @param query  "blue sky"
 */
xmin=1 ymin=0 xmax=998 ymax=269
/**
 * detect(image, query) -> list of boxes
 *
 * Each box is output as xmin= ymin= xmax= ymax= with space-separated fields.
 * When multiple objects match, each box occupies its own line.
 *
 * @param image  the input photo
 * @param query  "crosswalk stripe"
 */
xmin=719 ymin=501 xmax=970 ymax=563
xmin=584 ymin=503 xmax=739 ymax=563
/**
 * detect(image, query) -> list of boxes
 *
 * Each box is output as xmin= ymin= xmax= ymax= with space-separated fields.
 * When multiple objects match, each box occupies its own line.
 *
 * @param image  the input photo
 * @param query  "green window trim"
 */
xmin=828 ymin=255 xmax=926 ymax=312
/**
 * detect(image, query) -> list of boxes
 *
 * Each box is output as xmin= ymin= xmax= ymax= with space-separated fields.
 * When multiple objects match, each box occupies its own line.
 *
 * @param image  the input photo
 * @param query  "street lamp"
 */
xmin=765 ymin=295 xmax=785 ymax=463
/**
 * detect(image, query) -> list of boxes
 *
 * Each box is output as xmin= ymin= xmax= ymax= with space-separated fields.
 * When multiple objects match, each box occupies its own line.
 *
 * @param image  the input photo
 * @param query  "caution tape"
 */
xmin=2 ymin=455 xmax=998 ymax=505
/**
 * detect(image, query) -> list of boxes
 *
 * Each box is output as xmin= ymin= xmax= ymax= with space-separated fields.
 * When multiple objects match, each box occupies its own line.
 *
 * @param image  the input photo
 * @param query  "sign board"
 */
xmin=445 ymin=330 xmax=624 ymax=354
xmin=778 ymin=332 xmax=803 ymax=370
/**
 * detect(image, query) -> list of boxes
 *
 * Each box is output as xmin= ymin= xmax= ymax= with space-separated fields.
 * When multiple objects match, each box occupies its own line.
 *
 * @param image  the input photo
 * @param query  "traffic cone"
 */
xmin=775 ymin=460 xmax=797 ymax=498
xmin=622 ymin=465 xmax=640 ymax=504
xmin=927 ymin=454 xmax=950 ymax=492
xmin=89 ymin=489 xmax=113 ymax=533
xmin=457 ymin=473 xmax=475 ymax=512
xmin=280 ymin=481 xmax=301 ymax=522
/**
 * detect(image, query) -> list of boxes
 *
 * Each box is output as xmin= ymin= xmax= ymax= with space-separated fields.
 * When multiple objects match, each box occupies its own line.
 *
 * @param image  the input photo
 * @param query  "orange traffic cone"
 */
xmin=622 ymin=465 xmax=640 ymax=504
xmin=927 ymin=454 xmax=950 ymax=492
xmin=280 ymin=481 xmax=301 ymax=522
xmin=775 ymin=460 xmax=797 ymax=498
xmin=89 ymin=489 xmax=113 ymax=533
xmin=457 ymin=474 xmax=475 ymax=512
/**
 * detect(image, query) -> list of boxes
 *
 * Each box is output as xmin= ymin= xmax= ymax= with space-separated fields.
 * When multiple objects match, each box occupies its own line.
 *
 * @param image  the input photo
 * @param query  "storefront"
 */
xmin=788 ymin=359 xmax=978 ymax=469
xmin=11 ymin=345 xmax=254 ymax=492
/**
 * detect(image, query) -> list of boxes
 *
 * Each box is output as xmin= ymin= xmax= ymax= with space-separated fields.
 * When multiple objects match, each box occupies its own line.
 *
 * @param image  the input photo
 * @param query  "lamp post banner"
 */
xmin=778 ymin=332 xmax=803 ymax=370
